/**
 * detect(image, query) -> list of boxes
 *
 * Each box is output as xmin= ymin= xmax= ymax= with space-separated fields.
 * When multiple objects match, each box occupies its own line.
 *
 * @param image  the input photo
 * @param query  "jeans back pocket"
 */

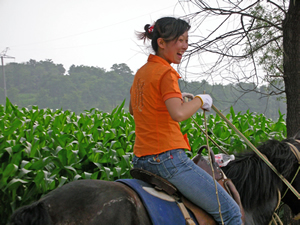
xmin=147 ymin=151 xmax=178 ymax=179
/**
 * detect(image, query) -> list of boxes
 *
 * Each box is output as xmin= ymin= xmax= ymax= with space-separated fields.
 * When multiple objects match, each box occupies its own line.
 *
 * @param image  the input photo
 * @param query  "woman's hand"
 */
xmin=195 ymin=94 xmax=213 ymax=111
xmin=165 ymin=94 xmax=213 ymax=122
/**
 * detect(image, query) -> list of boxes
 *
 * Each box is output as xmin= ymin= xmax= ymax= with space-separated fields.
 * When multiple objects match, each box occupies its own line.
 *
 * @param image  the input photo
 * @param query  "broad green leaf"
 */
xmin=64 ymin=166 xmax=77 ymax=173
xmin=4 ymin=119 xmax=22 ymax=136
xmin=3 ymin=164 xmax=18 ymax=178
xmin=18 ymin=168 xmax=32 ymax=178
xmin=30 ymin=159 xmax=45 ymax=170
xmin=58 ymin=176 xmax=68 ymax=187
xmin=6 ymin=178 xmax=28 ymax=191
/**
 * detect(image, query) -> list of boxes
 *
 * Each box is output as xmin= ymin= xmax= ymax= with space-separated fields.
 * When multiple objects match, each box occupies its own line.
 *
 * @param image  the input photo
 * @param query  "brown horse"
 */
xmin=9 ymin=134 xmax=300 ymax=225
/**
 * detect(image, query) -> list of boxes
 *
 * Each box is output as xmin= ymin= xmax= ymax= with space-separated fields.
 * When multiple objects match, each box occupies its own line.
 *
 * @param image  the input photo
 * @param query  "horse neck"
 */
xmin=223 ymin=155 xmax=283 ymax=224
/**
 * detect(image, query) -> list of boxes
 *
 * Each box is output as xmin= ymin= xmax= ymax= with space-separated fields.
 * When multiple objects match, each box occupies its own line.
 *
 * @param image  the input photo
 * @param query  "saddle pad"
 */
xmin=117 ymin=179 xmax=198 ymax=225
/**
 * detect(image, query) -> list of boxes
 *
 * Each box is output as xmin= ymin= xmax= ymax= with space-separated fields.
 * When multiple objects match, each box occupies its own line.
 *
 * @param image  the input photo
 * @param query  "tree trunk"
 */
xmin=283 ymin=0 xmax=300 ymax=137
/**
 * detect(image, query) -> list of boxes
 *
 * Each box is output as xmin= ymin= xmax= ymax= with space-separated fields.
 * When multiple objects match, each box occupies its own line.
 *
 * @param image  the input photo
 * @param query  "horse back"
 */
xmin=10 ymin=180 xmax=151 ymax=225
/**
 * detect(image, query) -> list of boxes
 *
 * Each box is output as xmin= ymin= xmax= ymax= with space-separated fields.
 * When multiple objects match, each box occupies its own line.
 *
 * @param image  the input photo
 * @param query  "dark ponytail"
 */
xmin=136 ymin=17 xmax=190 ymax=54
xmin=137 ymin=24 xmax=154 ymax=41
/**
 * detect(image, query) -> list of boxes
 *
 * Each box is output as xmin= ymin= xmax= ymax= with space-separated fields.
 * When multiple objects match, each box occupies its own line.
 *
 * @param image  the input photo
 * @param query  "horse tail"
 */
xmin=9 ymin=201 xmax=53 ymax=225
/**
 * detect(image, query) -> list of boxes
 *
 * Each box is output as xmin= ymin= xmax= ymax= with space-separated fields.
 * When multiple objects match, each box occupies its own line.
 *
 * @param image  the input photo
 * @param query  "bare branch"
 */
xmin=267 ymin=0 xmax=287 ymax=14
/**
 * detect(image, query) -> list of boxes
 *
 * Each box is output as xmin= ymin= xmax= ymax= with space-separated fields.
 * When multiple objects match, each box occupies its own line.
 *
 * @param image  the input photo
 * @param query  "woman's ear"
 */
xmin=157 ymin=38 xmax=165 ymax=49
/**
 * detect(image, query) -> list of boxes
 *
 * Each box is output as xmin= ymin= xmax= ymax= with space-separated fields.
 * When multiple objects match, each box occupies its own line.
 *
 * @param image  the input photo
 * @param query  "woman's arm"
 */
xmin=164 ymin=97 xmax=202 ymax=122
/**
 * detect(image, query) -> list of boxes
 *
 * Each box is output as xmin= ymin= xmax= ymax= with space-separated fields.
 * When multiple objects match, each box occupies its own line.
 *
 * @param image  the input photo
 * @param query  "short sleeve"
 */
xmin=160 ymin=69 xmax=182 ymax=101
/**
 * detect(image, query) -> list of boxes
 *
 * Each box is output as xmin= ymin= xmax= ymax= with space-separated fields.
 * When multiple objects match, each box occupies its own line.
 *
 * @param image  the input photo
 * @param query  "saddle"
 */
xmin=130 ymin=146 xmax=245 ymax=225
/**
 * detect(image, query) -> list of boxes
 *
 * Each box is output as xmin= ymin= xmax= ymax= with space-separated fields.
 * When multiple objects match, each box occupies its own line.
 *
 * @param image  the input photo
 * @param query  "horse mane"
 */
xmin=222 ymin=138 xmax=299 ymax=210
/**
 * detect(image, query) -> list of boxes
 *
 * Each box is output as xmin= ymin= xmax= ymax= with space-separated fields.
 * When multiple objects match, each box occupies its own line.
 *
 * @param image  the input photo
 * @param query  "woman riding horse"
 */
xmin=129 ymin=16 xmax=242 ymax=224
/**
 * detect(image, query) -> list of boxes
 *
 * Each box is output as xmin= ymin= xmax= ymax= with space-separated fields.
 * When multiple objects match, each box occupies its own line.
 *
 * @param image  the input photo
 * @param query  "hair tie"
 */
xmin=148 ymin=25 xmax=154 ymax=33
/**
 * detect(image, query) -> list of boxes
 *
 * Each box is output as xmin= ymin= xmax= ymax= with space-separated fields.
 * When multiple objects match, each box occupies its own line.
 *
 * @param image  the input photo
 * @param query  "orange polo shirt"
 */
xmin=130 ymin=54 xmax=191 ymax=157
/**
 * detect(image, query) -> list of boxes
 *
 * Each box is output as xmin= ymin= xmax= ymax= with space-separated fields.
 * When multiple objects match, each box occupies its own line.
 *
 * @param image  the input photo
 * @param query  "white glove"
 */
xmin=195 ymin=94 xmax=213 ymax=111
xmin=182 ymin=92 xmax=194 ymax=102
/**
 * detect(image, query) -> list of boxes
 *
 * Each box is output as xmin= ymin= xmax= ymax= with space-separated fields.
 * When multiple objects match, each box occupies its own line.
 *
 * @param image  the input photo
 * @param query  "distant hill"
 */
xmin=0 ymin=59 xmax=286 ymax=120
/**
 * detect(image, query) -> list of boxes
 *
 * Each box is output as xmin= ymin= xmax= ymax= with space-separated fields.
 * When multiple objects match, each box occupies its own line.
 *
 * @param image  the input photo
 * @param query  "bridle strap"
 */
xmin=269 ymin=190 xmax=283 ymax=225
xmin=289 ymin=140 xmax=300 ymax=163
xmin=281 ymin=142 xmax=300 ymax=199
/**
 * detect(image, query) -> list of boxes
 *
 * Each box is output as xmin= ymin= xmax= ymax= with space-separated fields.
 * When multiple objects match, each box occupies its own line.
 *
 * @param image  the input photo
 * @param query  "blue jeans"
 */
xmin=132 ymin=149 xmax=242 ymax=225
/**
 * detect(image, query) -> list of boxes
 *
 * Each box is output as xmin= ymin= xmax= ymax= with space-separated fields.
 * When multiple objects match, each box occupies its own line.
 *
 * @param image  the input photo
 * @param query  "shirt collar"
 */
xmin=148 ymin=54 xmax=171 ymax=67
xmin=148 ymin=54 xmax=181 ymax=78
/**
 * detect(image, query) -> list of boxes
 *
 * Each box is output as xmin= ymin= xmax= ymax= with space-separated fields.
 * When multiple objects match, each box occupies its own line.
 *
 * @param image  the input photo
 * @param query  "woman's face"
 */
xmin=157 ymin=31 xmax=188 ymax=64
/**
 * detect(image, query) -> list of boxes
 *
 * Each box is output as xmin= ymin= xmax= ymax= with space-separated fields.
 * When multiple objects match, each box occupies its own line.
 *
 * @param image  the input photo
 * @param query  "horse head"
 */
xmin=280 ymin=131 xmax=300 ymax=221
xmin=207 ymin=132 xmax=300 ymax=224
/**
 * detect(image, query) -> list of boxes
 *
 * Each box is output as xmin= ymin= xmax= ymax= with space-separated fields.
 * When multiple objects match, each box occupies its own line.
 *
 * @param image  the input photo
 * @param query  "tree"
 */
xmin=111 ymin=63 xmax=133 ymax=77
xmin=180 ymin=0 xmax=300 ymax=137
xmin=283 ymin=1 xmax=300 ymax=138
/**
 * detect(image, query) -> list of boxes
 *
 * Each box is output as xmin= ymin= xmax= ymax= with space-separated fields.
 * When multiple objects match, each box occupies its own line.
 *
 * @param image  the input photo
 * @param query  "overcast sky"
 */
xmin=0 ymin=0 xmax=189 ymax=74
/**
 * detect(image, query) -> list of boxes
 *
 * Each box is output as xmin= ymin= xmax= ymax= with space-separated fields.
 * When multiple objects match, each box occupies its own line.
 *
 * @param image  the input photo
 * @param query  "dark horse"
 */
xmin=9 ymin=133 xmax=300 ymax=225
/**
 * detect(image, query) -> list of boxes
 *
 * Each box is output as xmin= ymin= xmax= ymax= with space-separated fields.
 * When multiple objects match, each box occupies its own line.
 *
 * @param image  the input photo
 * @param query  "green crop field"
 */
xmin=0 ymin=99 xmax=286 ymax=224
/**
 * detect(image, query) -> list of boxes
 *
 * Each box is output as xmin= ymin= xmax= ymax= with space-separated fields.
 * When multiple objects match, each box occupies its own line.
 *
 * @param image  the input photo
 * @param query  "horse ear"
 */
xmin=293 ymin=128 xmax=300 ymax=140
